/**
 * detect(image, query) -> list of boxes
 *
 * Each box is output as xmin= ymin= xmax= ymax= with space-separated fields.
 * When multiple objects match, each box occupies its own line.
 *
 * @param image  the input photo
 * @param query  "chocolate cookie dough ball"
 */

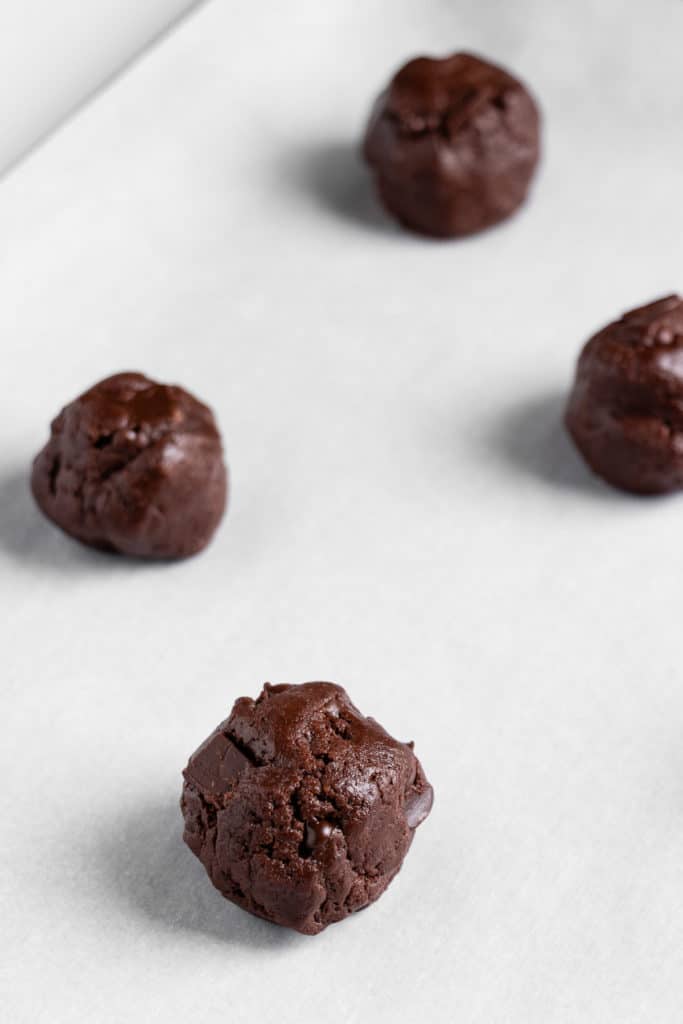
xmin=566 ymin=295 xmax=683 ymax=494
xmin=363 ymin=52 xmax=540 ymax=237
xmin=181 ymin=682 xmax=433 ymax=935
xmin=31 ymin=372 xmax=227 ymax=558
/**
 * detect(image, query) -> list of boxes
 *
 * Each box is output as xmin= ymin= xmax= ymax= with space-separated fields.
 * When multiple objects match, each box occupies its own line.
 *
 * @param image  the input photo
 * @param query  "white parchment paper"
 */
xmin=3 ymin=2 xmax=683 ymax=1021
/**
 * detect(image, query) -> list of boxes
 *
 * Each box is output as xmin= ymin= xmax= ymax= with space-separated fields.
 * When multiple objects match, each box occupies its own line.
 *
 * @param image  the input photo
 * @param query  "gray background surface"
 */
xmin=3 ymin=2 xmax=683 ymax=1021
xmin=0 ymin=0 xmax=199 ymax=173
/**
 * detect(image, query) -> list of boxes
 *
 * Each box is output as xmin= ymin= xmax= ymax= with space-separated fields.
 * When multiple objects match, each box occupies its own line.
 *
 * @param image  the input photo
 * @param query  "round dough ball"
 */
xmin=181 ymin=682 xmax=433 ymax=935
xmin=363 ymin=52 xmax=540 ymax=237
xmin=31 ymin=372 xmax=227 ymax=558
xmin=566 ymin=295 xmax=683 ymax=494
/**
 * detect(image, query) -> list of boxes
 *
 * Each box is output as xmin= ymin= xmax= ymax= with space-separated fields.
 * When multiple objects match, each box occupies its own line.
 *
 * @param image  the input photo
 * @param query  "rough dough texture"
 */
xmin=363 ymin=51 xmax=540 ymax=238
xmin=181 ymin=682 xmax=433 ymax=935
xmin=565 ymin=295 xmax=683 ymax=494
xmin=31 ymin=372 xmax=227 ymax=558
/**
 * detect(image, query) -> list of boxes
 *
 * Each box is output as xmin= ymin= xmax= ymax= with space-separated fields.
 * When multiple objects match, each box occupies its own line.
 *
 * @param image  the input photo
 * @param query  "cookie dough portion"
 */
xmin=181 ymin=682 xmax=433 ymax=935
xmin=31 ymin=372 xmax=227 ymax=558
xmin=565 ymin=295 xmax=683 ymax=494
xmin=363 ymin=52 xmax=540 ymax=237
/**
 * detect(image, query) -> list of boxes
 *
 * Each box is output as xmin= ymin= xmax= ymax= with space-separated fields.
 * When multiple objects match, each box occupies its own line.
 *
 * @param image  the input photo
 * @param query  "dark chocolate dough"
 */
xmin=363 ymin=52 xmax=540 ymax=237
xmin=31 ymin=372 xmax=227 ymax=558
xmin=181 ymin=682 xmax=433 ymax=935
xmin=566 ymin=295 xmax=683 ymax=494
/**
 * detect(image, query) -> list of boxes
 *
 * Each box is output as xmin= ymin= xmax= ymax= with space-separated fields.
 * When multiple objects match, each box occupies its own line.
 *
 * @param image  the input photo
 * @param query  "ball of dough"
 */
xmin=566 ymin=295 xmax=683 ymax=494
xmin=363 ymin=52 xmax=540 ymax=237
xmin=181 ymin=682 xmax=433 ymax=935
xmin=31 ymin=372 xmax=227 ymax=558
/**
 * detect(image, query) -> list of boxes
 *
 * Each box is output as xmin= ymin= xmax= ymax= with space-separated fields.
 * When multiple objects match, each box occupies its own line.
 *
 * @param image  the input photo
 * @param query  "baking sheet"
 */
xmin=3 ymin=1 xmax=683 ymax=1021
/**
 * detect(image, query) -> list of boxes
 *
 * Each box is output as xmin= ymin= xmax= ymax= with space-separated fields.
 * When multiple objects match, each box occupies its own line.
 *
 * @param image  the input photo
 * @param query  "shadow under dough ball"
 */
xmin=363 ymin=52 xmax=540 ymax=238
xmin=565 ymin=295 xmax=683 ymax=494
xmin=181 ymin=682 xmax=433 ymax=935
xmin=31 ymin=372 xmax=227 ymax=558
